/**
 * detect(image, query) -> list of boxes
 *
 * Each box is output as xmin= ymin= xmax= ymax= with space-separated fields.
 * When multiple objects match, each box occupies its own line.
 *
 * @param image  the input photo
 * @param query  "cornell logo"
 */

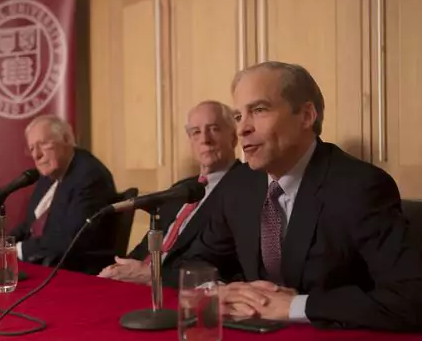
xmin=0 ymin=0 xmax=67 ymax=119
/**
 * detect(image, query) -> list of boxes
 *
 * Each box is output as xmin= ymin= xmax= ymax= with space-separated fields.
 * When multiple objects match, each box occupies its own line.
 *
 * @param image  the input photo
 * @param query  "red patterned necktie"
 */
xmin=144 ymin=176 xmax=208 ymax=265
xmin=30 ymin=209 xmax=49 ymax=238
xmin=261 ymin=180 xmax=284 ymax=284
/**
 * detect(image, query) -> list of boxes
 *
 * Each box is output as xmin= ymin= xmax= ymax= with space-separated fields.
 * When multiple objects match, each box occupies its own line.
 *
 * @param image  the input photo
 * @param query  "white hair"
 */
xmin=25 ymin=115 xmax=76 ymax=146
xmin=186 ymin=100 xmax=237 ymax=133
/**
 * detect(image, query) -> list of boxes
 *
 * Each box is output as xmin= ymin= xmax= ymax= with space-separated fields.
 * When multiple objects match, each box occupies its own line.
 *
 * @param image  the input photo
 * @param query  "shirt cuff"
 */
xmin=16 ymin=241 xmax=23 ymax=260
xmin=289 ymin=294 xmax=310 ymax=323
xmin=16 ymin=242 xmax=23 ymax=260
xmin=197 ymin=281 xmax=225 ymax=289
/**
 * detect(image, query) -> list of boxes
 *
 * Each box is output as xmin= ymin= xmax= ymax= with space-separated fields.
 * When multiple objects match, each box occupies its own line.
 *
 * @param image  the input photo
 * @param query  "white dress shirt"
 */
xmin=161 ymin=163 xmax=234 ymax=261
xmin=268 ymin=140 xmax=316 ymax=322
xmin=16 ymin=180 xmax=59 ymax=260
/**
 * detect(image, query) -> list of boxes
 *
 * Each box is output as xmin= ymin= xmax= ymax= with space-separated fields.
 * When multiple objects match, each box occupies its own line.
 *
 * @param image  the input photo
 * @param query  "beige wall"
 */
xmin=90 ymin=0 xmax=422 ymax=252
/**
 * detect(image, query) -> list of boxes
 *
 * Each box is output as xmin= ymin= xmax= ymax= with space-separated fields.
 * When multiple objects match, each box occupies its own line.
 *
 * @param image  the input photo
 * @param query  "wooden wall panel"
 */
xmin=90 ymin=0 xmax=172 ymax=253
xmin=170 ymin=0 xmax=240 ymax=179
xmin=122 ymin=0 xmax=159 ymax=170
xmin=266 ymin=0 xmax=367 ymax=158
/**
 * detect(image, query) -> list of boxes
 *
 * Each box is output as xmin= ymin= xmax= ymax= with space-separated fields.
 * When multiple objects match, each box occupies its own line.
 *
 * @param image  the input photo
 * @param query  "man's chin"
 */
xmin=200 ymin=157 xmax=220 ymax=168
xmin=246 ymin=158 xmax=265 ymax=171
xmin=37 ymin=167 xmax=55 ymax=178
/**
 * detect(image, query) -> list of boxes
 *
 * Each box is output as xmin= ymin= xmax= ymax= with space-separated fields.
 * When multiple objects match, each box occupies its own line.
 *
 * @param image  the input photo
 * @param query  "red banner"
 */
xmin=0 ymin=0 xmax=76 ymax=232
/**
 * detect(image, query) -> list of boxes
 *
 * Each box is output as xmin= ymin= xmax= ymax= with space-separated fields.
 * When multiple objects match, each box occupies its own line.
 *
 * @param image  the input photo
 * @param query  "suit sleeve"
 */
xmin=177 ymin=191 xmax=244 ymax=284
xmin=20 ymin=171 xmax=114 ymax=261
xmin=306 ymin=170 xmax=422 ymax=331
xmin=128 ymin=237 xmax=148 ymax=260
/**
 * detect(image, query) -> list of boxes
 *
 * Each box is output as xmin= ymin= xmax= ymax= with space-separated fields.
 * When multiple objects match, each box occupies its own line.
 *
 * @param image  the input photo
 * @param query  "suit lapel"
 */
xmin=45 ymin=150 xmax=80 ymax=220
xmin=239 ymin=170 xmax=268 ymax=280
xmin=167 ymin=193 xmax=213 ymax=257
xmin=281 ymin=141 xmax=329 ymax=289
xmin=29 ymin=178 xmax=54 ymax=217
xmin=166 ymin=160 xmax=242 ymax=260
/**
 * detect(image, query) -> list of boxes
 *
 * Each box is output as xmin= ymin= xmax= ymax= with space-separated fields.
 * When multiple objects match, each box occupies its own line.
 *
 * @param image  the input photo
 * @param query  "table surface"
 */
xmin=0 ymin=262 xmax=421 ymax=340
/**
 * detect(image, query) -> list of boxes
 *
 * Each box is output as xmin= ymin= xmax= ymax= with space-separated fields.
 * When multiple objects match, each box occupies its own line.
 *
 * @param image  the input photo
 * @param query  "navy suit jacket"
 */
xmin=182 ymin=140 xmax=422 ymax=331
xmin=10 ymin=148 xmax=116 ymax=266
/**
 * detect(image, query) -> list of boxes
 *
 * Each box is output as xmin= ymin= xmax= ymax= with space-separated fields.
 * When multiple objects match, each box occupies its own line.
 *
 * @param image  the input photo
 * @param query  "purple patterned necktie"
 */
xmin=261 ymin=180 xmax=284 ymax=283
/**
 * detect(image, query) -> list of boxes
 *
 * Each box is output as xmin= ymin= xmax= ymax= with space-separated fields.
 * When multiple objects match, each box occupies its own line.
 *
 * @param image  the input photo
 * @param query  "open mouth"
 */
xmin=243 ymin=144 xmax=261 ymax=153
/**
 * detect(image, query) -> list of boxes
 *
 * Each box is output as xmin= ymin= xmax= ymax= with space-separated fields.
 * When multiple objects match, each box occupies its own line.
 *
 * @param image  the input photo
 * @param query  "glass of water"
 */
xmin=178 ymin=264 xmax=221 ymax=341
xmin=0 ymin=236 xmax=18 ymax=293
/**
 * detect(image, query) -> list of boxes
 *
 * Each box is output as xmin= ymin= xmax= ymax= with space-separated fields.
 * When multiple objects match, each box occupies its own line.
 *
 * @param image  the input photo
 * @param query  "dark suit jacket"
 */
xmin=10 ymin=148 xmax=117 ymax=268
xmin=128 ymin=160 xmax=242 ymax=286
xmin=182 ymin=140 xmax=422 ymax=331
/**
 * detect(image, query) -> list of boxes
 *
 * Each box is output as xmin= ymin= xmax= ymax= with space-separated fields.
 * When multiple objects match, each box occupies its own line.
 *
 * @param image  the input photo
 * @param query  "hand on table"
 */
xmin=219 ymin=280 xmax=297 ymax=320
xmin=98 ymin=256 xmax=151 ymax=284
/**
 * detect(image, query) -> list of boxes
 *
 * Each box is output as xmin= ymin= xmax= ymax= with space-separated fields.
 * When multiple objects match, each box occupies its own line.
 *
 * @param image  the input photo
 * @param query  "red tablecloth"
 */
xmin=0 ymin=262 xmax=421 ymax=340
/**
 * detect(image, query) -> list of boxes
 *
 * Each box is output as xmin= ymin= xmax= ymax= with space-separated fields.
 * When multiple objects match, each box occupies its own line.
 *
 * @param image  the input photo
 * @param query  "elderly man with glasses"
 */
xmin=9 ymin=115 xmax=116 ymax=271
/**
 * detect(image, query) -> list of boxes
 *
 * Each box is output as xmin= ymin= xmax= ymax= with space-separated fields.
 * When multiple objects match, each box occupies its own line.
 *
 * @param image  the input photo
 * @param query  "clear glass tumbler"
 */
xmin=178 ymin=264 xmax=221 ymax=341
xmin=0 ymin=236 xmax=18 ymax=293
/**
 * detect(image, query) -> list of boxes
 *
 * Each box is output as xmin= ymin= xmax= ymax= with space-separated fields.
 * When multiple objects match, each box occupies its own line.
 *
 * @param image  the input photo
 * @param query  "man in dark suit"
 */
xmin=10 ymin=115 xmax=116 ymax=269
xmin=181 ymin=62 xmax=422 ymax=331
xmin=98 ymin=100 xmax=240 ymax=285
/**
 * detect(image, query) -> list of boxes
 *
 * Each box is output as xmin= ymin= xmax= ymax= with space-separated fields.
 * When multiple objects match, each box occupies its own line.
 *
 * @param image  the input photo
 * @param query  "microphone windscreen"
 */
xmin=23 ymin=169 xmax=40 ymax=184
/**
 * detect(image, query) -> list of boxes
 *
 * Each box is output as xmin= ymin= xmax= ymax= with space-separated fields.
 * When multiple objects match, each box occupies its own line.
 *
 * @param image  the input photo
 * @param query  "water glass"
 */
xmin=0 ymin=236 xmax=18 ymax=293
xmin=178 ymin=264 xmax=221 ymax=341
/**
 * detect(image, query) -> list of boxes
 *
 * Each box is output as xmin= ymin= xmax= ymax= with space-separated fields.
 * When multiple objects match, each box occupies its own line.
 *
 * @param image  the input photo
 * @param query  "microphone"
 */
xmin=0 ymin=169 xmax=40 ymax=205
xmin=101 ymin=180 xmax=206 ymax=215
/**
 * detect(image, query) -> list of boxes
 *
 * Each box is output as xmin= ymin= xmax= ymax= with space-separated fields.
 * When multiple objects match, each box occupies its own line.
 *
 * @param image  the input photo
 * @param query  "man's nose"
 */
xmin=199 ymin=130 xmax=212 ymax=144
xmin=237 ymin=114 xmax=254 ymax=137
xmin=32 ymin=147 xmax=43 ymax=160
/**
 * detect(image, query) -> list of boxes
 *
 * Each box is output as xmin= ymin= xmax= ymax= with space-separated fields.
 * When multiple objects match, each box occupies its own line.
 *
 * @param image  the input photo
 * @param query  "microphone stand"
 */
xmin=1 ymin=205 xmax=6 ymax=286
xmin=119 ymin=207 xmax=177 ymax=330
xmin=0 ymin=205 xmax=5 ymax=242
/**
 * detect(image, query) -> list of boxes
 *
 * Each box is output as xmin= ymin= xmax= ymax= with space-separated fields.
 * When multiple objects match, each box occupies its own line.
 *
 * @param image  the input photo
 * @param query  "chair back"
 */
xmin=112 ymin=187 xmax=139 ymax=256
xmin=402 ymin=199 xmax=422 ymax=250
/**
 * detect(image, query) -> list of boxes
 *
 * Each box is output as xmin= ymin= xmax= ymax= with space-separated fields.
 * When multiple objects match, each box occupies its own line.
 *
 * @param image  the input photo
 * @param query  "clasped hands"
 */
xmin=98 ymin=260 xmax=296 ymax=320
xmin=219 ymin=281 xmax=297 ymax=320
xmin=98 ymin=257 xmax=151 ymax=285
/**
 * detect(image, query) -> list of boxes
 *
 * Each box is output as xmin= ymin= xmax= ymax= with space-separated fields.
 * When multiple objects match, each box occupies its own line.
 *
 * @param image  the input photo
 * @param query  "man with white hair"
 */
xmin=98 ymin=100 xmax=241 ymax=286
xmin=10 ymin=115 xmax=116 ymax=270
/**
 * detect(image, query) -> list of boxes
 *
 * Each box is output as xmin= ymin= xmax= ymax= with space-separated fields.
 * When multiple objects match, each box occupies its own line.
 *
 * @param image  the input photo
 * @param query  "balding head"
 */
xmin=25 ymin=115 xmax=76 ymax=145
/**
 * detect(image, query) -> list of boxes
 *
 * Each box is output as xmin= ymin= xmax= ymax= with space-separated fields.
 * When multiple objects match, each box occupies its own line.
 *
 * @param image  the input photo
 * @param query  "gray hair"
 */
xmin=25 ymin=115 xmax=76 ymax=146
xmin=186 ymin=100 xmax=237 ymax=134
xmin=231 ymin=61 xmax=325 ymax=136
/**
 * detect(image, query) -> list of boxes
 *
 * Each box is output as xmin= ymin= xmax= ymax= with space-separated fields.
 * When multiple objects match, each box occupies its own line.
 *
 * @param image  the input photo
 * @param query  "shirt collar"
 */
xmin=268 ymin=140 xmax=317 ymax=197
xmin=201 ymin=159 xmax=236 ymax=188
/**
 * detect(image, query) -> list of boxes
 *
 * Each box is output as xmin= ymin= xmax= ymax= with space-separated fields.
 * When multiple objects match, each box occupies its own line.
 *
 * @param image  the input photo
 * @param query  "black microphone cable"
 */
xmin=0 ymin=211 xmax=104 ymax=336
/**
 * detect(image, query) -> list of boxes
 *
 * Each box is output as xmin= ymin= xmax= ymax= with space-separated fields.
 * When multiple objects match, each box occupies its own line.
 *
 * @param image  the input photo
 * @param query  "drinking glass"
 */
xmin=178 ymin=264 xmax=221 ymax=341
xmin=0 ymin=236 xmax=18 ymax=293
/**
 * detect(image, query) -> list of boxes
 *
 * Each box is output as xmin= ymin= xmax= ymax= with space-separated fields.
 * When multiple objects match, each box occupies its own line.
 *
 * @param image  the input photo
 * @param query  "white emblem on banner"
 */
xmin=0 ymin=0 xmax=67 ymax=119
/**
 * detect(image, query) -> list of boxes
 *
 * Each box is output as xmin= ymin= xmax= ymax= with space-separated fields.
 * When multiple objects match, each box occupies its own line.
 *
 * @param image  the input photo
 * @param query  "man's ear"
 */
xmin=63 ymin=133 xmax=71 ymax=145
xmin=301 ymin=102 xmax=318 ymax=131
